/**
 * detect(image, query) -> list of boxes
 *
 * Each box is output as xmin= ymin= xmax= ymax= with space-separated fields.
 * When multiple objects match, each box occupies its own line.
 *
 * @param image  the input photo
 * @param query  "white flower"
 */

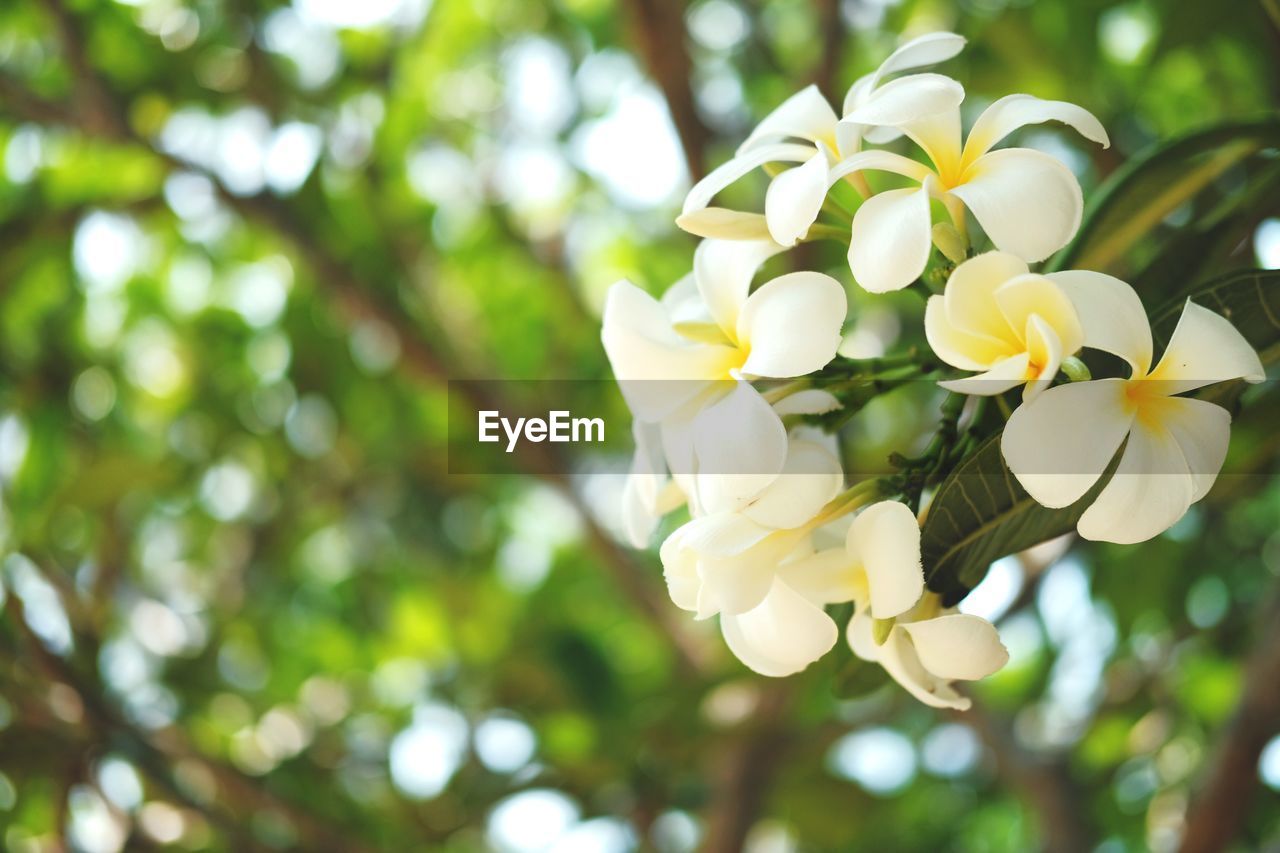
xmin=620 ymin=420 xmax=686 ymax=548
xmin=603 ymin=239 xmax=846 ymax=508
xmin=833 ymin=94 xmax=1110 ymax=292
xmin=925 ymin=251 xmax=1084 ymax=400
xmin=660 ymin=432 xmax=845 ymax=613
xmin=836 ymin=502 xmax=1008 ymax=709
xmin=841 ymin=31 xmax=967 ymax=143
xmin=1001 ymin=271 xmax=1265 ymax=544
xmin=678 ymin=32 xmax=966 ymax=247
xmin=848 ymin=599 xmax=1009 ymax=711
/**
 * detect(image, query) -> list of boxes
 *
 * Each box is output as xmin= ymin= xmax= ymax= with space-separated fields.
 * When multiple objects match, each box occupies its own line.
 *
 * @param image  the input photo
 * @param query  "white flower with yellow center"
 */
xmin=831 ymin=94 xmax=1110 ymax=292
xmin=1002 ymin=272 xmax=1265 ymax=544
xmin=677 ymin=32 xmax=966 ymax=247
xmin=668 ymin=499 xmax=1009 ymax=693
xmin=925 ymin=251 xmax=1084 ymax=400
xmin=603 ymin=239 xmax=847 ymax=512
xmin=807 ymin=501 xmax=1007 ymax=708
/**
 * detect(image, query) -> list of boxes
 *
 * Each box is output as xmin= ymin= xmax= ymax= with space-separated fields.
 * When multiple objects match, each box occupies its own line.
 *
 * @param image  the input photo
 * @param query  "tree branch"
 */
xmin=700 ymin=683 xmax=793 ymax=853
xmin=623 ymin=0 xmax=712 ymax=180
xmin=963 ymin=701 xmax=1095 ymax=853
xmin=811 ymin=0 xmax=846 ymax=104
xmin=1178 ymin=588 xmax=1280 ymax=853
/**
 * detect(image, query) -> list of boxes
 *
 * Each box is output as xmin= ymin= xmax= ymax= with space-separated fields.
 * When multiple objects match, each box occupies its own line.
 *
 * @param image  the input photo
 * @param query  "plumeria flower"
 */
xmin=661 ymin=435 xmax=845 ymax=622
xmin=1002 ymin=272 xmax=1264 ymax=544
xmin=832 ymin=94 xmax=1110 ymax=292
xmin=677 ymin=33 xmax=966 ymax=247
xmin=847 ymin=593 xmax=1009 ymax=711
xmin=621 ymin=389 xmax=842 ymax=547
xmin=831 ymin=502 xmax=1008 ymax=709
xmin=925 ymin=251 xmax=1084 ymax=400
xmin=602 ymin=239 xmax=846 ymax=507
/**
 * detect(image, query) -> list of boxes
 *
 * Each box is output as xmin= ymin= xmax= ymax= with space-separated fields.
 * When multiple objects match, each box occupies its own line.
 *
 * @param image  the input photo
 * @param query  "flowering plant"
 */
xmin=603 ymin=32 xmax=1269 ymax=708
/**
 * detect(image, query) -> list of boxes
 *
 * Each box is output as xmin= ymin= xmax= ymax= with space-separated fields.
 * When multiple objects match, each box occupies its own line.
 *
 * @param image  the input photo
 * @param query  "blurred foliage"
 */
xmin=0 ymin=0 xmax=1279 ymax=851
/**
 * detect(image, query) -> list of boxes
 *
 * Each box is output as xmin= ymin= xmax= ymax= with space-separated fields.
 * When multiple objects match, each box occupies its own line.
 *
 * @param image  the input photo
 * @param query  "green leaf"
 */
xmin=1131 ymin=163 xmax=1280 ymax=296
xmin=1046 ymin=119 xmax=1280 ymax=277
xmin=920 ymin=433 xmax=1106 ymax=605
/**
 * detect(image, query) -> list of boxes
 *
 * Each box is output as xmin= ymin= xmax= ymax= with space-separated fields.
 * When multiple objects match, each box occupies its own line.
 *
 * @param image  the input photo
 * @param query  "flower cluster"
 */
xmin=601 ymin=32 xmax=1264 ymax=707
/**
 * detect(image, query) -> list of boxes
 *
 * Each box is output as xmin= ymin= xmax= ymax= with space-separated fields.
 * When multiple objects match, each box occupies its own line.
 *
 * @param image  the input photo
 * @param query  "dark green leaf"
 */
xmin=1046 ymin=119 xmax=1280 ymax=278
xmin=920 ymin=433 xmax=1106 ymax=604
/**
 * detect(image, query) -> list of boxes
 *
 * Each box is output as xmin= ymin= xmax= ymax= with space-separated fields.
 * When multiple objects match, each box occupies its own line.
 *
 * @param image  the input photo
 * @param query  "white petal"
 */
xmin=873 ymin=31 xmax=966 ymax=82
xmin=847 ymin=185 xmax=932 ymax=293
xmin=1077 ymin=417 xmax=1195 ymax=544
xmin=842 ymin=73 xmax=876 ymax=117
xmin=993 ymin=273 xmax=1084 ymax=357
xmin=660 ymin=273 xmax=705 ymax=325
xmin=659 ymin=526 xmax=702 ymax=612
xmin=772 ymin=389 xmax=841 ymax=417
xmin=672 ymin=511 xmax=773 ymax=556
xmin=860 ymin=124 xmax=904 ymax=145
xmin=676 ymin=208 xmax=775 ymax=241
xmin=699 ymin=530 xmax=800 ymax=616
xmin=898 ymin=614 xmax=1009 ymax=680
xmin=1001 ymin=379 xmax=1135 ymax=508
xmin=780 ymin=547 xmax=861 ymax=605
xmin=621 ymin=421 xmax=669 ymax=548
xmin=738 ymin=85 xmax=839 ymax=154
xmin=741 ymin=439 xmax=843 ymax=529
xmin=1021 ymin=314 xmax=1065 ymax=400
xmin=827 ymin=149 xmax=935 ymax=185
xmin=693 ymin=382 xmax=788 ymax=510
xmin=765 ymin=151 xmax=832 ymax=246
xmin=601 ymin=280 xmax=737 ymax=420
xmin=877 ymin=626 xmax=971 ymax=710
xmin=843 ymin=73 xmax=965 ymax=130
xmin=1158 ymin=396 xmax=1231 ymax=503
xmin=847 ymin=501 xmax=923 ymax=619
xmin=1047 ymin=270 xmax=1153 ymax=376
xmin=950 ymin=148 xmax=1083 ymax=263
xmin=925 ymin=295 xmax=1016 ymax=371
xmin=943 ymin=251 xmax=1029 ymax=343
xmin=1148 ymin=301 xmax=1266 ymax=395
xmin=847 ymin=609 xmax=880 ymax=662
xmin=897 ymin=107 xmax=963 ymax=179
xmin=721 ymin=579 xmax=838 ymax=677
xmin=737 ymin=271 xmax=848 ymax=376
xmin=682 ymin=143 xmax=815 ymax=216
xmin=693 ymin=238 xmax=785 ymax=340
xmin=962 ymin=94 xmax=1110 ymax=164
xmin=937 ymin=352 xmax=1030 ymax=396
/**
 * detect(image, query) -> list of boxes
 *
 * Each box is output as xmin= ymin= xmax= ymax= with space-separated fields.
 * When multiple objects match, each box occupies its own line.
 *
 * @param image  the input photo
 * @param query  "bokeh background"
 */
xmin=2 ymin=0 xmax=1280 ymax=850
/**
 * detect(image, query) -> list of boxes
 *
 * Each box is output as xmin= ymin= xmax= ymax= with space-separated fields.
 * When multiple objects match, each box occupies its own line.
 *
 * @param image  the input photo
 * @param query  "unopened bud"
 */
xmin=931 ymin=222 xmax=968 ymax=265
xmin=1061 ymin=356 xmax=1092 ymax=382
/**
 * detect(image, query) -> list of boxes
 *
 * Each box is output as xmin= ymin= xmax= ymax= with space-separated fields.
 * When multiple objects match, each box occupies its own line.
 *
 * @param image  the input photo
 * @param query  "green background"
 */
xmin=1 ymin=0 xmax=1279 ymax=850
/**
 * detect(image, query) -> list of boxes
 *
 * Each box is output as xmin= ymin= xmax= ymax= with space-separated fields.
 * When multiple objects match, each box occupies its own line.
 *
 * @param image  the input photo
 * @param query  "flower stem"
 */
xmin=811 ymin=478 xmax=885 ymax=527
xmin=804 ymin=222 xmax=849 ymax=242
